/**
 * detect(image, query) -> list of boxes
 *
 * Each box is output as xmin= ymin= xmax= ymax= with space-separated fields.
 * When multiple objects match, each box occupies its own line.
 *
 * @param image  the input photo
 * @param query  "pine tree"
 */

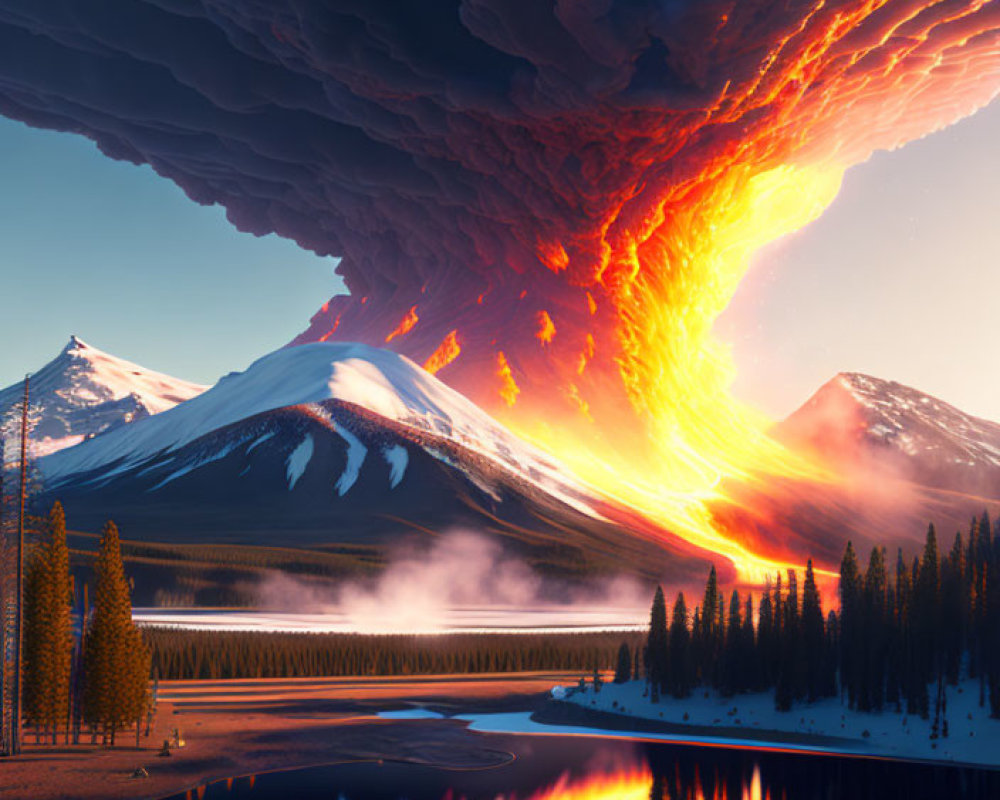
xmin=911 ymin=524 xmax=940 ymax=717
xmin=22 ymin=502 xmax=73 ymax=743
xmin=722 ymin=589 xmax=742 ymax=696
xmin=646 ymin=586 xmax=668 ymax=700
xmin=942 ymin=532 xmax=966 ymax=685
xmin=860 ymin=547 xmax=887 ymax=711
xmin=801 ymin=559 xmax=826 ymax=701
xmin=614 ymin=642 xmax=632 ymax=684
xmin=839 ymin=541 xmax=862 ymax=707
xmin=83 ymin=521 xmax=151 ymax=746
xmin=757 ymin=580 xmax=775 ymax=689
xmin=669 ymin=592 xmax=690 ymax=698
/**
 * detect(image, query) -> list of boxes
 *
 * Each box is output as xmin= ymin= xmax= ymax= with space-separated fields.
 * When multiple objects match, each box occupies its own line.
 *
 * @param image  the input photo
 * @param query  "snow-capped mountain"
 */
xmin=775 ymin=372 xmax=1000 ymax=498
xmin=0 ymin=336 xmax=207 ymax=456
xmin=38 ymin=343 xmax=697 ymax=581
xmin=41 ymin=342 xmax=595 ymax=514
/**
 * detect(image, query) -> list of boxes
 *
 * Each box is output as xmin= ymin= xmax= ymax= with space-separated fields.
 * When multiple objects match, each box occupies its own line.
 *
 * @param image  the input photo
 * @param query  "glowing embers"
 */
xmin=386 ymin=305 xmax=419 ymax=343
xmin=423 ymin=330 xmax=461 ymax=374
xmin=318 ymin=314 xmax=341 ymax=343
xmin=536 ymin=310 xmax=557 ymax=346
xmin=495 ymin=351 xmax=519 ymax=407
xmin=538 ymin=239 xmax=570 ymax=273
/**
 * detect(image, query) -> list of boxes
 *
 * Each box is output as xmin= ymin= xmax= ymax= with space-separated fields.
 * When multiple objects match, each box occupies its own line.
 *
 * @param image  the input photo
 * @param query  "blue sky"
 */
xmin=0 ymin=117 xmax=344 ymax=387
xmin=2 ymin=98 xmax=999 ymax=419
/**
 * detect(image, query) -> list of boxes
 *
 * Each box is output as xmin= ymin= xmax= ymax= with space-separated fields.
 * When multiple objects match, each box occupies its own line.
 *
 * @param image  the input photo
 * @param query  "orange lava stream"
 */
xmin=423 ymin=329 xmax=461 ymax=374
xmin=491 ymin=1 xmax=1000 ymax=583
xmin=385 ymin=304 xmax=419 ymax=343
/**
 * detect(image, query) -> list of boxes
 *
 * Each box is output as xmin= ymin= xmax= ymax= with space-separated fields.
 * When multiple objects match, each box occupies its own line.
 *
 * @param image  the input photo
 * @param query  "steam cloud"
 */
xmin=255 ymin=531 xmax=648 ymax=634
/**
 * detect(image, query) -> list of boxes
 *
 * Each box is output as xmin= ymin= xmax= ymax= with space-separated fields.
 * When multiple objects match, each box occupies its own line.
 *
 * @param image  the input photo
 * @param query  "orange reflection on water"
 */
xmin=485 ymin=760 xmax=767 ymax=800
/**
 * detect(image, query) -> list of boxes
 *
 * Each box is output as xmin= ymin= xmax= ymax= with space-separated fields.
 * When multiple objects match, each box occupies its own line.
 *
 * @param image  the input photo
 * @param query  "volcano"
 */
xmin=0 ymin=336 xmax=206 ymax=456
xmin=36 ymin=342 xmax=708 ymax=584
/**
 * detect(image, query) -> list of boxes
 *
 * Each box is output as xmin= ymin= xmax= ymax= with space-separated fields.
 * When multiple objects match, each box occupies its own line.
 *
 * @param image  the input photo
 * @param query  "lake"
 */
xmin=161 ymin=732 xmax=1000 ymax=800
xmin=133 ymin=604 xmax=647 ymax=635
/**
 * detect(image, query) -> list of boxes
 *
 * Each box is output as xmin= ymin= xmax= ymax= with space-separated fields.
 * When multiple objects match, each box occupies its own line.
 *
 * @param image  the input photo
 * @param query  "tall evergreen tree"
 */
xmin=22 ymin=502 xmax=73 ymax=743
xmin=646 ymin=586 xmax=668 ymax=699
xmin=669 ymin=593 xmax=690 ymax=698
xmin=614 ymin=642 xmax=632 ymax=684
xmin=860 ymin=547 xmax=887 ymax=711
xmin=910 ymin=524 xmax=940 ymax=717
xmin=83 ymin=521 xmax=151 ymax=745
xmin=757 ymin=580 xmax=775 ymax=689
xmin=941 ymin=532 xmax=966 ymax=685
xmin=722 ymin=589 xmax=742 ymax=696
xmin=839 ymin=541 xmax=862 ymax=708
xmin=801 ymin=560 xmax=826 ymax=701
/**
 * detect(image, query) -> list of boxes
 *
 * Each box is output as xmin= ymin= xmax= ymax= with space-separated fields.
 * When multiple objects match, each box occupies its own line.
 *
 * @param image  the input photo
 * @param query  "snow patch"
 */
xmin=147 ymin=439 xmax=245 ymax=492
xmin=285 ymin=434 xmax=314 ymax=490
xmin=382 ymin=444 xmax=408 ymax=489
xmin=333 ymin=425 xmax=366 ymax=496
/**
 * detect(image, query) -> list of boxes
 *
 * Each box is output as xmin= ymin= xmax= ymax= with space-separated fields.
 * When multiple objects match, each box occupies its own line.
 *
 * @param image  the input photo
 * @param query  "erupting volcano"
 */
xmin=2 ymin=2 xmax=999 ymax=580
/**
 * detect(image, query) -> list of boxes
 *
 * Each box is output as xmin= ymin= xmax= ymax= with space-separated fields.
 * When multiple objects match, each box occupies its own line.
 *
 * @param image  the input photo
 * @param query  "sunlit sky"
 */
xmin=2 ymin=98 xmax=999 ymax=420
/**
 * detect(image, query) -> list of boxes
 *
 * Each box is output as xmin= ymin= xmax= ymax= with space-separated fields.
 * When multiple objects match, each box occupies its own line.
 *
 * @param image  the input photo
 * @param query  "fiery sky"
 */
xmin=1 ymin=1 xmax=999 ymax=580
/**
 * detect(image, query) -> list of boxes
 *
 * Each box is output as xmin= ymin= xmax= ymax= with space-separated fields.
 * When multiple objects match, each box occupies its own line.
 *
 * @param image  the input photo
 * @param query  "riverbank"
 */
xmin=554 ymin=677 xmax=1000 ymax=768
xmin=0 ymin=672 xmax=579 ymax=800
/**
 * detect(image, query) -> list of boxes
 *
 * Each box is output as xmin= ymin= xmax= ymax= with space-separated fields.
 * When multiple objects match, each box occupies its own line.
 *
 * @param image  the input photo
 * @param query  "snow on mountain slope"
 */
xmin=0 ymin=336 xmax=207 ymax=455
xmin=775 ymin=371 xmax=1000 ymax=496
xmin=40 ymin=342 xmax=599 ymax=517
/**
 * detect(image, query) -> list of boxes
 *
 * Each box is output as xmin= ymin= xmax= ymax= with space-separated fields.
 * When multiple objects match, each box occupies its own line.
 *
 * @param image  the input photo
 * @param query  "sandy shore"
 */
xmin=0 ymin=672 xmax=583 ymax=800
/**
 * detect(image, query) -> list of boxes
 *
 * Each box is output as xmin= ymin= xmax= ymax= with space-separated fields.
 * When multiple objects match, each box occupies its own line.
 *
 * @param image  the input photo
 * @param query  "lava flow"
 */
xmin=4 ymin=2 xmax=999 ymax=580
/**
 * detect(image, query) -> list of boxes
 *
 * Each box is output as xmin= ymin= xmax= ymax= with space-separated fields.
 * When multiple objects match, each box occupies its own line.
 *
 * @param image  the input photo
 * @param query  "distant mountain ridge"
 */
xmin=0 ymin=336 xmax=206 ymax=456
xmin=775 ymin=371 xmax=1000 ymax=498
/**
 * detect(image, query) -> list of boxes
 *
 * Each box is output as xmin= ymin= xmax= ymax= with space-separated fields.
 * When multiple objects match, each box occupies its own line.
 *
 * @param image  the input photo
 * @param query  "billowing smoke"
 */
xmin=2 ymin=3 xmax=998 ymax=576
xmin=254 ymin=530 xmax=648 ymax=634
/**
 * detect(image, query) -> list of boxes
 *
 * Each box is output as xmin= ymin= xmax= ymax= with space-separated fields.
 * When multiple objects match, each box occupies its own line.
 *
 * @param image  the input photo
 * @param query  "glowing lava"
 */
xmin=385 ymin=305 xmax=419 ymax=343
xmin=423 ymin=330 xmax=461 ymax=375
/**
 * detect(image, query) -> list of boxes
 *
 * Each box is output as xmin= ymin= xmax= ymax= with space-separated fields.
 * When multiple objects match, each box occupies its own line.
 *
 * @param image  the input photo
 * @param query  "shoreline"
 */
xmin=551 ymin=678 xmax=1000 ymax=771
xmin=0 ymin=673 xmax=571 ymax=800
xmin=532 ymin=700 xmax=860 ymax=749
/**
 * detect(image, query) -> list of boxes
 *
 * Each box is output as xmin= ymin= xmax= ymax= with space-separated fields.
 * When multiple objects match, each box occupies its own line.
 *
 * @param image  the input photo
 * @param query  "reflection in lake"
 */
xmin=165 ymin=735 xmax=1000 ymax=800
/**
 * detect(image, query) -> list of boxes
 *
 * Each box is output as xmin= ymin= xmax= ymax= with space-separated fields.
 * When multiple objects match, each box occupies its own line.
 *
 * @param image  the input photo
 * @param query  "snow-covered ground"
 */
xmin=555 ymin=678 xmax=1000 ymax=767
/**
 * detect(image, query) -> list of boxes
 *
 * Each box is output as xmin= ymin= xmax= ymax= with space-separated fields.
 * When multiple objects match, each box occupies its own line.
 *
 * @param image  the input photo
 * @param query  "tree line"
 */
xmin=146 ymin=628 xmax=644 ymax=680
xmin=637 ymin=512 xmax=1000 ymax=727
xmin=21 ymin=502 xmax=150 ymax=746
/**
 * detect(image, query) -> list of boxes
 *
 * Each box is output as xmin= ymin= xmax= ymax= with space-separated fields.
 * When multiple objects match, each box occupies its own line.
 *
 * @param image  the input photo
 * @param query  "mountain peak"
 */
xmin=777 ymin=371 xmax=1000 ymax=497
xmin=64 ymin=334 xmax=90 ymax=353
xmin=1 ymin=337 xmax=207 ymax=455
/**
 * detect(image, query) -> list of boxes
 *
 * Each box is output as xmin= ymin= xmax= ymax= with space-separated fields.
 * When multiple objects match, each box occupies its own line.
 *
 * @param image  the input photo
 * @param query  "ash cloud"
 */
xmin=0 ymin=3 xmax=996 ymax=410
